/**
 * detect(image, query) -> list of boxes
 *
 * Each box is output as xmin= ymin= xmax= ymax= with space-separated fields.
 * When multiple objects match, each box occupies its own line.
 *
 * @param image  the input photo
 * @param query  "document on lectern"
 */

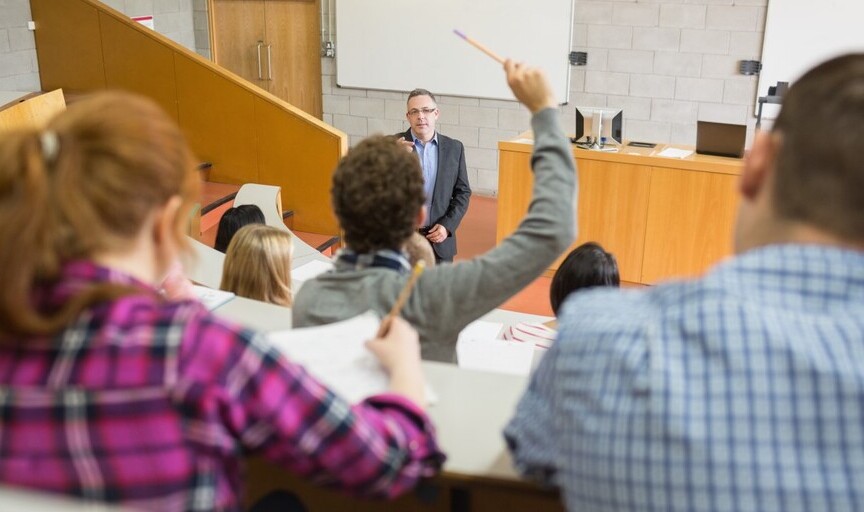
xmin=267 ymin=312 xmax=437 ymax=404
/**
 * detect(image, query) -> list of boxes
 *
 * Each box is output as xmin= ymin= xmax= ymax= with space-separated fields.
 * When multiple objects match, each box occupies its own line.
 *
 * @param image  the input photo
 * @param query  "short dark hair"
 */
xmin=331 ymin=135 xmax=425 ymax=253
xmin=550 ymin=242 xmax=620 ymax=315
xmin=407 ymin=88 xmax=437 ymax=104
xmin=772 ymin=53 xmax=864 ymax=240
xmin=214 ymin=204 xmax=265 ymax=253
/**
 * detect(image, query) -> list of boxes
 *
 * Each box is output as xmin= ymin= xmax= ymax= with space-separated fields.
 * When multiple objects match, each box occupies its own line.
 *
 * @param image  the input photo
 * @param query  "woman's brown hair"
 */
xmin=220 ymin=224 xmax=294 ymax=307
xmin=0 ymin=91 xmax=200 ymax=337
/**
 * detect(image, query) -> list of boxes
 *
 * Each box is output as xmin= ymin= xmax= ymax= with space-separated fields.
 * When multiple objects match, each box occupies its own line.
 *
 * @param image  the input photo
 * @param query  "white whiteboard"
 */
xmin=335 ymin=0 xmax=574 ymax=102
xmin=757 ymin=0 xmax=864 ymax=118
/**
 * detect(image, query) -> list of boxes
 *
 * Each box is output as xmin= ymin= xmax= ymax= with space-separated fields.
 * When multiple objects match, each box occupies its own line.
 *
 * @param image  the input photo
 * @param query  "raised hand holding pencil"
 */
xmin=453 ymin=30 xmax=557 ymax=113
xmin=453 ymin=29 xmax=505 ymax=64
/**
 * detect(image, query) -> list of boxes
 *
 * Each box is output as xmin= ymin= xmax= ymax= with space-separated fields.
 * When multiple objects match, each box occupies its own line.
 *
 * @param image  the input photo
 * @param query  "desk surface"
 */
xmin=500 ymin=136 xmax=742 ymax=176
xmin=210 ymin=296 xmax=541 ymax=482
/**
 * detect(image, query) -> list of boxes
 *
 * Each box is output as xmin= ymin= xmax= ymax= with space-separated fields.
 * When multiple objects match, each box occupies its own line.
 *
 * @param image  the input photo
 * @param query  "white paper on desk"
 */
xmin=267 ymin=312 xmax=386 ymax=404
xmin=456 ymin=320 xmax=534 ymax=376
xmin=457 ymin=337 xmax=535 ymax=377
xmin=192 ymin=285 xmax=235 ymax=310
xmin=657 ymin=147 xmax=693 ymax=159
xmin=457 ymin=320 xmax=503 ymax=343
xmin=291 ymin=260 xmax=333 ymax=283
xmin=266 ymin=312 xmax=438 ymax=405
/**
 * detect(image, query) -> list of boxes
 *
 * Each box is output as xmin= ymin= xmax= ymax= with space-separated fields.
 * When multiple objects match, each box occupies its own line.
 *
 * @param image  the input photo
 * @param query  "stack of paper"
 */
xmin=267 ymin=312 xmax=437 ymax=404
xmin=456 ymin=320 xmax=535 ymax=376
xmin=657 ymin=147 xmax=694 ymax=159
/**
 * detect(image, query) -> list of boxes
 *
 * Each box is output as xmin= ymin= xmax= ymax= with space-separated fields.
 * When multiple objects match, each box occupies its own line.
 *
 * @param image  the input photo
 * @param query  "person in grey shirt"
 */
xmin=293 ymin=60 xmax=576 ymax=362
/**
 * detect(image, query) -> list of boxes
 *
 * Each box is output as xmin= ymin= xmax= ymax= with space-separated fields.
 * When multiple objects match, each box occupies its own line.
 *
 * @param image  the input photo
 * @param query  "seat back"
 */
xmin=233 ymin=184 xmax=287 ymax=232
xmin=186 ymin=237 xmax=225 ymax=289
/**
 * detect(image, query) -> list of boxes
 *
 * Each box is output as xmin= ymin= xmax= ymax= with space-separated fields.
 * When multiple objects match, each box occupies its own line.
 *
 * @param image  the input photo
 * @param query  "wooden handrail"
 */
xmin=0 ymin=89 xmax=66 ymax=132
xmin=29 ymin=0 xmax=347 ymax=236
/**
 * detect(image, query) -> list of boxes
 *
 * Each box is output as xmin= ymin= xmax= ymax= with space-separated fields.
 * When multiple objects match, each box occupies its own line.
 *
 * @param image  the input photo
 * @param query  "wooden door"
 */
xmin=211 ymin=1 xmax=268 ymax=87
xmin=264 ymin=0 xmax=323 ymax=118
xmin=209 ymin=0 xmax=322 ymax=118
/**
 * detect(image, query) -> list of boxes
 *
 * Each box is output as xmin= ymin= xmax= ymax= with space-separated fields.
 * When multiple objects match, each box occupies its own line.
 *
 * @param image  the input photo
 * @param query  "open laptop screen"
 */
xmin=696 ymin=121 xmax=746 ymax=158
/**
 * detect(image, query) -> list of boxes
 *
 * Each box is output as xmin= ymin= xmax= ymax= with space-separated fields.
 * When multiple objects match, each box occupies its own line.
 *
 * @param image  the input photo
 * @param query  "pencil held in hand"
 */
xmin=453 ymin=29 xmax=506 ymax=64
xmin=376 ymin=261 xmax=426 ymax=337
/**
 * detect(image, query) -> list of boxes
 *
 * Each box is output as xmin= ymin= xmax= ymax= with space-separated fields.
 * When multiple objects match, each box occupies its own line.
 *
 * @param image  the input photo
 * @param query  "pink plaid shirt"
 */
xmin=0 ymin=261 xmax=443 ymax=510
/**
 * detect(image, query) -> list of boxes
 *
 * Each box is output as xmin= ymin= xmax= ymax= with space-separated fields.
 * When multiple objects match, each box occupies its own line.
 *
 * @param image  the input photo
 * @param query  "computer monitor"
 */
xmin=574 ymin=106 xmax=623 ymax=146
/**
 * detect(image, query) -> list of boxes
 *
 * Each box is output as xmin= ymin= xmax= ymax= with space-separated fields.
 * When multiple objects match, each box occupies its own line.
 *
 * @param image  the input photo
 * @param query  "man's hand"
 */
xmin=504 ymin=59 xmax=557 ymax=114
xmin=425 ymin=224 xmax=447 ymax=244
xmin=397 ymin=136 xmax=415 ymax=153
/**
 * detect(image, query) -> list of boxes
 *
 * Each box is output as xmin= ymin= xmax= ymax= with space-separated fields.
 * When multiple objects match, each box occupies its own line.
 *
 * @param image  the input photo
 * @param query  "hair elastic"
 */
xmin=40 ymin=130 xmax=60 ymax=164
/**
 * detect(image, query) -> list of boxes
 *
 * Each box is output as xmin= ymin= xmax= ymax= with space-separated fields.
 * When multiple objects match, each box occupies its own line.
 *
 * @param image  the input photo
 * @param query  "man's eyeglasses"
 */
xmin=407 ymin=107 xmax=437 ymax=117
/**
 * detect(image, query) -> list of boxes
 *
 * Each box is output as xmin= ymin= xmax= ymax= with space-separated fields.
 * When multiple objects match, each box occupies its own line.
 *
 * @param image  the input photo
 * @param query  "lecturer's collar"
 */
xmin=410 ymin=130 xmax=438 ymax=146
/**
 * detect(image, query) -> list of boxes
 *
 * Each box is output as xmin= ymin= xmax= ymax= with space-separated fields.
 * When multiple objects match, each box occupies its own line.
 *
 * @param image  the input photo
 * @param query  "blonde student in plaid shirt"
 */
xmin=0 ymin=92 xmax=443 ymax=511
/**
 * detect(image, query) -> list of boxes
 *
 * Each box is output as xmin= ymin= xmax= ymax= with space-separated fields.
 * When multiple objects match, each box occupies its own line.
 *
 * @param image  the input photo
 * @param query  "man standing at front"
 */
xmin=397 ymin=89 xmax=471 ymax=263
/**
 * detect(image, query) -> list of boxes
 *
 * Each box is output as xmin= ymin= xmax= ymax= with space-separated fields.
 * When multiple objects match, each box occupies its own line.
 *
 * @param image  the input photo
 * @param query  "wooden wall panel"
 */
xmin=254 ymin=97 xmax=343 ymax=234
xmin=495 ymin=150 xmax=534 ymax=243
xmin=30 ymin=0 xmax=106 ymax=92
xmin=568 ymin=159 xmax=651 ymax=284
xmin=641 ymin=168 xmax=740 ymax=283
xmin=497 ymin=142 xmax=740 ymax=284
xmin=174 ymin=54 xmax=259 ymax=185
xmin=495 ymin=153 xmax=650 ymax=283
xmin=99 ymin=13 xmax=179 ymax=122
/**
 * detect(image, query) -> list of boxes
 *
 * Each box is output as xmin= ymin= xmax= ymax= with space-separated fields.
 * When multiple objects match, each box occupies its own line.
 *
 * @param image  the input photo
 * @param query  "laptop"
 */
xmin=696 ymin=121 xmax=746 ymax=158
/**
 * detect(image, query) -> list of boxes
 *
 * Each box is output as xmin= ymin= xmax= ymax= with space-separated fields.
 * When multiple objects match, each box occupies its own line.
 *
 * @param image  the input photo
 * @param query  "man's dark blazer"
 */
xmin=398 ymin=129 xmax=472 ymax=261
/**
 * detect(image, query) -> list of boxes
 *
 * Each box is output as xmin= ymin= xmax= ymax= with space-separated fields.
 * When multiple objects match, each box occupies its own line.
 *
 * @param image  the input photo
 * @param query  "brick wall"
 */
xmin=0 ymin=0 xmax=39 ymax=91
xmin=0 ymin=0 xmax=209 ymax=93
xmin=3 ymin=0 xmax=766 ymax=195
xmin=321 ymin=0 xmax=768 ymax=195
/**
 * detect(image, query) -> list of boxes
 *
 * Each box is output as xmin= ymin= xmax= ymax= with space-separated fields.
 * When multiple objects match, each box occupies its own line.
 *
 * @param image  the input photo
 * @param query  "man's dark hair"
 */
xmin=331 ymin=136 xmax=425 ymax=253
xmin=407 ymin=88 xmax=437 ymax=104
xmin=772 ymin=53 xmax=864 ymax=240
xmin=549 ymin=242 xmax=620 ymax=315
xmin=214 ymin=204 xmax=266 ymax=253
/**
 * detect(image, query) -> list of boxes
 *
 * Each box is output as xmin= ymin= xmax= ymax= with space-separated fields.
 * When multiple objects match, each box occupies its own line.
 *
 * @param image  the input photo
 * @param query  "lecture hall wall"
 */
xmin=1 ymin=0 xmax=767 ymax=196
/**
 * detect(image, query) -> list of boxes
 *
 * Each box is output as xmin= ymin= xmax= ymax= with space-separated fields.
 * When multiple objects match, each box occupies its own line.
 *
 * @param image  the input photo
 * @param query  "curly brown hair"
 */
xmin=331 ymin=135 xmax=425 ymax=253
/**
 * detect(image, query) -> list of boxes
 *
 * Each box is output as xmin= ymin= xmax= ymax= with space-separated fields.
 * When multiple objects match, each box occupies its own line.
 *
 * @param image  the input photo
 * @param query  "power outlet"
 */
xmin=322 ymin=41 xmax=335 ymax=58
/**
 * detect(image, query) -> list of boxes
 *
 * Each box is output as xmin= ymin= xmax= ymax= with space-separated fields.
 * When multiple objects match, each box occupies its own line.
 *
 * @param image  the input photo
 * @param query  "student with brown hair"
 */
xmin=221 ymin=224 xmax=293 ymax=307
xmin=0 ymin=91 xmax=442 ymax=510
xmin=293 ymin=60 xmax=577 ymax=362
xmin=506 ymin=53 xmax=864 ymax=512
